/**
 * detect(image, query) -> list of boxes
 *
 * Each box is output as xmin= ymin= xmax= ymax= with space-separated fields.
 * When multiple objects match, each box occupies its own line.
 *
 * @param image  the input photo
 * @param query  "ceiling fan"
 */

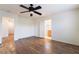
xmin=20 ymin=4 xmax=42 ymax=16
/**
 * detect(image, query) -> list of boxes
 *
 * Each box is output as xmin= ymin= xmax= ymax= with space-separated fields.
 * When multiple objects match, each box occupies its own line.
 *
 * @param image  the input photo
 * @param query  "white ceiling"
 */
xmin=0 ymin=4 xmax=78 ymax=19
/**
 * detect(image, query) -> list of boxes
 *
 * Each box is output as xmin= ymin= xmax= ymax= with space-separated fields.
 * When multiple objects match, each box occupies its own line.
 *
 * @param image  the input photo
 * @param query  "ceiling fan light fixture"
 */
xmin=30 ymin=4 xmax=33 ymax=6
xmin=30 ymin=13 xmax=33 ymax=16
xmin=30 ymin=11 xmax=33 ymax=16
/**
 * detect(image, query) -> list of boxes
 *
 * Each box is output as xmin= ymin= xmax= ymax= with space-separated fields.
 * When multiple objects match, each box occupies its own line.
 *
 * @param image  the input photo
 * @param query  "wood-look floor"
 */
xmin=15 ymin=36 xmax=79 ymax=54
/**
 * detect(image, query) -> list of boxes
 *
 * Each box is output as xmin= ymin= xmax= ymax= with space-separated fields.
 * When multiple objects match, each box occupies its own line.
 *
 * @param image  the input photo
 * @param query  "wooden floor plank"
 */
xmin=15 ymin=36 xmax=79 ymax=54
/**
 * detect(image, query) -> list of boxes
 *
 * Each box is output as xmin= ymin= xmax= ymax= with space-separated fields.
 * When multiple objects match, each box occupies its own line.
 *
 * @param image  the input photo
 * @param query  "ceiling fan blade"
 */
xmin=20 ymin=5 xmax=29 ymax=9
xmin=34 ymin=6 xmax=42 ymax=10
xmin=20 ymin=11 xmax=29 ymax=13
xmin=33 ymin=11 xmax=42 ymax=15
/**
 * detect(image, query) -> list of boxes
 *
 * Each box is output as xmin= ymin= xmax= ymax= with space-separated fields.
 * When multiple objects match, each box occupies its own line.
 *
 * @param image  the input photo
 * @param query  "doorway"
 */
xmin=1 ymin=16 xmax=15 ymax=52
xmin=44 ymin=19 xmax=52 ymax=39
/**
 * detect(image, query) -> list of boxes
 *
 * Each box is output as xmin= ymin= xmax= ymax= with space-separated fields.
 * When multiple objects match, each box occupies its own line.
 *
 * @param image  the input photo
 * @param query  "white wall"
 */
xmin=34 ymin=19 xmax=46 ymax=38
xmin=0 ymin=13 xmax=2 ymax=43
xmin=34 ymin=18 xmax=51 ymax=38
xmin=14 ymin=16 xmax=35 ymax=40
xmin=34 ymin=8 xmax=79 ymax=46
xmin=52 ymin=9 xmax=79 ymax=45
xmin=34 ymin=20 xmax=40 ymax=37
xmin=0 ymin=10 xmax=35 ymax=43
